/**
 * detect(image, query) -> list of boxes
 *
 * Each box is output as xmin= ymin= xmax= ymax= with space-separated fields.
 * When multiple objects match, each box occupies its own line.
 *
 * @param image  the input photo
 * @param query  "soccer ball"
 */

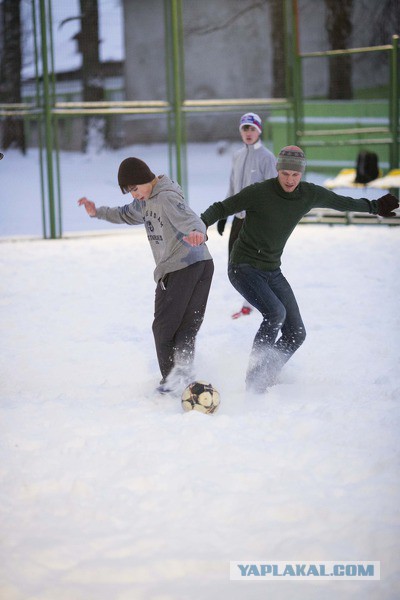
xmin=181 ymin=381 xmax=220 ymax=414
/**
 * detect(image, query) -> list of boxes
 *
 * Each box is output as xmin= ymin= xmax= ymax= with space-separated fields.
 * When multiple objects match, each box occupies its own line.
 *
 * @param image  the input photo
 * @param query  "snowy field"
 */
xmin=1 ymin=144 xmax=400 ymax=599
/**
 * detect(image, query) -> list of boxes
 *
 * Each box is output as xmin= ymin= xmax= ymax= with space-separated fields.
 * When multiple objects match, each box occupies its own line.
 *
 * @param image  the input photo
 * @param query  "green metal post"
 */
xmin=31 ymin=0 xmax=47 ymax=239
xmin=282 ymin=0 xmax=293 ymax=144
xmin=171 ymin=0 xmax=182 ymax=184
xmin=291 ymin=0 xmax=303 ymax=146
xmin=389 ymin=35 xmax=399 ymax=170
xmin=47 ymin=0 xmax=62 ymax=237
xmin=176 ymin=0 xmax=187 ymax=193
xmin=38 ymin=0 xmax=57 ymax=239
xmin=283 ymin=0 xmax=301 ymax=145
xmin=165 ymin=0 xmax=187 ymax=194
xmin=164 ymin=0 xmax=175 ymax=180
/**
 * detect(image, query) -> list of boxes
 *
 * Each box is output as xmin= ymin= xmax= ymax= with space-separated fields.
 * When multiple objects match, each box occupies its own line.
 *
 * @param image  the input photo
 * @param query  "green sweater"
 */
xmin=201 ymin=178 xmax=378 ymax=271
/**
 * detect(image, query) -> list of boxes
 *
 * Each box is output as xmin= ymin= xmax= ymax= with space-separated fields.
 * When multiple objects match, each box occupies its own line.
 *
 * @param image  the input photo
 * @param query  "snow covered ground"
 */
xmin=1 ymin=143 xmax=400 ymax=599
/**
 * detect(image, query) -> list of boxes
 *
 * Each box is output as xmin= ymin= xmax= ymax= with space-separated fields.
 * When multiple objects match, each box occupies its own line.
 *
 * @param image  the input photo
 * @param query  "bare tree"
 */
xmin=362 ymin=0 xmax=400 ymax=44
xmin=325 ymin=0 xmax=353 ymax=99
xmin=185 ymin=1 xmax=268 ymax=35
xmin=270 ymin=0 xmax=286 ymax=98
xmin=184 ymin=0 xmax=287 ymax=100
xmin=62 ymin=0 xmax=105 ymax=151
xmin=0 ymin=0 xmax=25 ymax=152
xmin=79 ymin=0 xmax=105 ymax=151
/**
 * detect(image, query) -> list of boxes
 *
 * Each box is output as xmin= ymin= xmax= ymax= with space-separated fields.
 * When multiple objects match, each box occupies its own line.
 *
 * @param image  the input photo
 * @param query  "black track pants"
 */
xmin=152 ymin=259 xmax=214 ymax=379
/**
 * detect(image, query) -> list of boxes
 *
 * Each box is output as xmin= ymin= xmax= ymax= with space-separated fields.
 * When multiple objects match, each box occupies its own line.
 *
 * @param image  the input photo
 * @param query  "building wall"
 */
xmin=122 ymin=0 xmax=273 ymax=143
xmin=122 ymin=0 xmax=396 ymax=144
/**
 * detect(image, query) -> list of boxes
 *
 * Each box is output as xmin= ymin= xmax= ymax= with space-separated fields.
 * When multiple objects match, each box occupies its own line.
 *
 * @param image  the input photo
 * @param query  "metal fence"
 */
xmin=1 ymin=0 xmax=399 ymax=238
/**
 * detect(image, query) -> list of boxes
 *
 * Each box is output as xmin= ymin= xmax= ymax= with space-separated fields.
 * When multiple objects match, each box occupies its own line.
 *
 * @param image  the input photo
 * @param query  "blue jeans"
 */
xmin=228 ymin=263 xmax=306 ymax=392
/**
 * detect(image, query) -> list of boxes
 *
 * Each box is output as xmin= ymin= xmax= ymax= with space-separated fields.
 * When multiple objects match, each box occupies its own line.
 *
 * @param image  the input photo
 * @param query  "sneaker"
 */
xmin=156 ymin=383 xmax=173 ymax=395
xmin=232 ymin=306 xmax=252 ymax=319
xmin=156 ymin=377 xmax=172 ymax=395
xmin=156 ymin=366 xmax=194 ymax=396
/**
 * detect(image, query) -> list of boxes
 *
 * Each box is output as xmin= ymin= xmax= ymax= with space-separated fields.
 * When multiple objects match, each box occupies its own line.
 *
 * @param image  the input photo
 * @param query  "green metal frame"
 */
xmin=292 ymin=2 xmax=399 ymax=171
xmin=1 ymin=0 xmax=398 ymax=238
xmin=38 ymin=0 xmax=57 ymax=238
xmin=164 ymin=0 xmax=187 ymax=190
xmin=31 ymin=0 xmax=47 ymax=238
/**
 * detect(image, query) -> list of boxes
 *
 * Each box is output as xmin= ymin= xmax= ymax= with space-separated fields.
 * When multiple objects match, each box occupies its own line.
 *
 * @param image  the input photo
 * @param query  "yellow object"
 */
xmin=324 ymin=168 xmax=400 ymax=190
xmin=368 ymin=169 xmax=400 ymax=189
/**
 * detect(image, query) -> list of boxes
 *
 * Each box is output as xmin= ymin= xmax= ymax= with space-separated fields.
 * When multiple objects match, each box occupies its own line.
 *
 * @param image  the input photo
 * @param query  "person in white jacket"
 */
xmin=217 ymin=112 xmax=277 ymax=319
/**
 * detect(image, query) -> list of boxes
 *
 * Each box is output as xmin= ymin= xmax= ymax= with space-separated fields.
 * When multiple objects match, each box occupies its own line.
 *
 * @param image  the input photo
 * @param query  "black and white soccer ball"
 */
xmin=181 ymin=381 xmax=220 ymax=414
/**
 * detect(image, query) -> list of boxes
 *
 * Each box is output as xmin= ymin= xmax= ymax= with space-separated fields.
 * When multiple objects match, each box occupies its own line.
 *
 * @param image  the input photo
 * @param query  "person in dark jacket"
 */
xmin=78 ymin=157 xmax=214 ymax=394
xmin=200 ymin=146 xmax=398 ymax=394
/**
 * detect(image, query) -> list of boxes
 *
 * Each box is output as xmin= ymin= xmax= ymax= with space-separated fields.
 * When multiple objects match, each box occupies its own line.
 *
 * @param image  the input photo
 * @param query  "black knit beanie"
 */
xmin=118 ymin=157 xmax=155 ymax=193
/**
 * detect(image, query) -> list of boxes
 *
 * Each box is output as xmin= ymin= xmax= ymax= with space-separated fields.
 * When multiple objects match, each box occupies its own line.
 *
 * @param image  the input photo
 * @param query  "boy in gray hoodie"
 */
xmin=78 ymin=157 xmax=214 ymax=394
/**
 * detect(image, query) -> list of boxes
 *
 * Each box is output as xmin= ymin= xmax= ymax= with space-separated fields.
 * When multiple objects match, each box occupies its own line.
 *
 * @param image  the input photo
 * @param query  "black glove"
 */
xmin=217 ymin=219 xmax=227 ymax=236
xmin=377 ymin=193 xmax=399 ymax=217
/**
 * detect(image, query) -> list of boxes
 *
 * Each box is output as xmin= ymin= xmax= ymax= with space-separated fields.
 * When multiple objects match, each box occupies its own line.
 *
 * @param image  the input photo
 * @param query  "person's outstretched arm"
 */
xmin=78 ymin=197 xmax=97 ymax=216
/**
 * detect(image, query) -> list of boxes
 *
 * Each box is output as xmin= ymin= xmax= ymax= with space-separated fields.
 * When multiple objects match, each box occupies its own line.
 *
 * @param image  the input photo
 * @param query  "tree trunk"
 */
xmin=325 ymin=0 xmax=353 ymax=99
xmin=0 ymin=0 xmax=25 ymax=152
xmin=79 ymin=0 xmax=105 ymax=152
xmin=270 ymin=0 xmax=286 ymax=98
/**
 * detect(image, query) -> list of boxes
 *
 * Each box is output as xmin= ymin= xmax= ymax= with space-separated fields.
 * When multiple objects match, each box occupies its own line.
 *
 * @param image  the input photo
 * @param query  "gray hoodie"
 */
xmin=95 ymin=175 xmax=212 ymax=282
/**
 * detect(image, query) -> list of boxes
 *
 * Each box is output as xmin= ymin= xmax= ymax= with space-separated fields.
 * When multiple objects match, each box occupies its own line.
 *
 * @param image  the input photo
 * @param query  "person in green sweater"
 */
xmin=200 ymin=145 xmax=399 ymax=394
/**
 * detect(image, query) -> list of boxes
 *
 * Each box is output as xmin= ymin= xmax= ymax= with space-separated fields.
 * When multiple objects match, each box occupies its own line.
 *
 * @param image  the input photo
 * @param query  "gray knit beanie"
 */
xmin=276 ymin=146 xmax=306 ymax=173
